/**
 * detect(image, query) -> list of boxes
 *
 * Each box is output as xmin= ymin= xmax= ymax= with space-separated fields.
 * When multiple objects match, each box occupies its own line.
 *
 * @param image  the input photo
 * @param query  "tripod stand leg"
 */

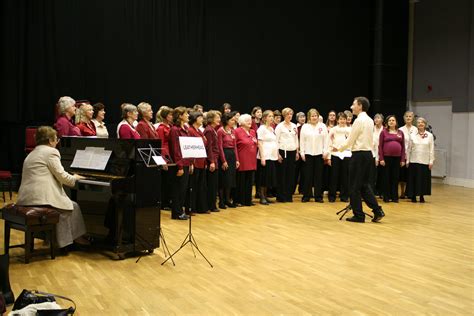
xmin=161 ymin=237 xmax=192 ymax=265
xmin=189 ymin=234 xmax=213 ymax=268
xmin=160 ymin=229 xmax=175 ymax=266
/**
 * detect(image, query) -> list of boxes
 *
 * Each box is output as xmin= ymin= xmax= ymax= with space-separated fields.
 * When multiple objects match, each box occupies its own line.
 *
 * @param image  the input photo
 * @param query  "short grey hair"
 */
xmin=296 ymin=112 xmax=305 ymax=120
xmin=238 ymin=113 xmax=252 ymax=125
xmin=137 ymin=102 xmax=152 ymax=119
xmin=122 ymin=103 xmax=138 ymax=119
xmin=417 ymin=117 xmax=428 ymax=126
xmin=58 ymin=96 xmax=75 ymax=115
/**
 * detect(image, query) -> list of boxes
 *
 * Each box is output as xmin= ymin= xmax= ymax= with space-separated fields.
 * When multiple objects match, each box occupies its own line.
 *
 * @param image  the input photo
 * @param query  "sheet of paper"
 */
xmin=152 ymin=155 xmax=167 ymax=165
xmin=71 ymin=147 xmax=112 ymax=170
xmin=179 ymin=136 xmax=207 ymax=158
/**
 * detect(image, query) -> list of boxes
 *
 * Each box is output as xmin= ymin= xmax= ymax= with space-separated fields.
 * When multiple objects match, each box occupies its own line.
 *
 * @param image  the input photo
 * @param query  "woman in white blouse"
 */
xmin=406 ymin=117 xmax=434 ymax=203
xmin=399 ymin=111 xmax=417 ymax=198
xmin=92 ymin=103 xmax=109 ymax=138
xmin=257 ymin=110 xmax=278 ymax=205
xmin=328 ymin=112 xmax=352 ymax=202
xmin=275 ymin=107 xmax=299 ymax=202
xmin=300 ymin=108 xmax=329 ymax=202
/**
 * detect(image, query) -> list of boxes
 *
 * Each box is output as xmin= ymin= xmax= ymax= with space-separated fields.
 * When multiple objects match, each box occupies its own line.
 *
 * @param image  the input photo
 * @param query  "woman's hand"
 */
xmin=400 ymin=161 xmax=406 ymax=167
xmin=177 ymin=169 xmax=184 ymax=177
xmin=296 ymin=152 xmax=300 ymax=161
xmin=380 ymin=160 xmax=386 ymax=166
xmin=189 ymin=165 xmax=194 ymax=175
xmin=429 ymin=163 xmax=433 ymax=170
xmin=278 ymin=154 xmax=283 ymax=163
xmin=236 ymin=161 xmax=240 ymax=169
xmin=222 ymin=162 xmax=229 ymax=170
xmin=73 ymin=174 xmax=85 ymax=180
xmin=209 ymin=162 xmax=216 ymax=172
xmin=260 ymin=158 xmax=266 ymax=167
xmin=301 ymin=154 xmax=306 ymax=162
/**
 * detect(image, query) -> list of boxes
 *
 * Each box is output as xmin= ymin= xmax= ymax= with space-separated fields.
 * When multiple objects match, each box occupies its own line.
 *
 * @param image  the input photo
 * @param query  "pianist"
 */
xmin=55 ymin=96 xmax=81 ymax=137
xmin=16 ymin=126 xmax=90 ymax=248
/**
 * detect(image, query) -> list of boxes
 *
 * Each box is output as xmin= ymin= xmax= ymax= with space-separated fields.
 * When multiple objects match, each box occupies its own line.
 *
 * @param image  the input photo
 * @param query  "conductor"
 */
xmin=334 ymin=97 xmax=385 ymax=223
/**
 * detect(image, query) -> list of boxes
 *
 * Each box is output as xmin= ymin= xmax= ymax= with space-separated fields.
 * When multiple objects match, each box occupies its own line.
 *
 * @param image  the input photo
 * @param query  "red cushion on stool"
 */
xmin=2 ymin=204 xmax=60 ymax=225
xmin=0 ymin=171 xmax=12 ymax=179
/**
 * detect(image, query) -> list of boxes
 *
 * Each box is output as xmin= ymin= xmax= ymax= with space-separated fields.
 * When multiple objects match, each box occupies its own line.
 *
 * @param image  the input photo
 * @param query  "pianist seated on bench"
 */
xmin=16 ymin=126 xmax=90 ymax=248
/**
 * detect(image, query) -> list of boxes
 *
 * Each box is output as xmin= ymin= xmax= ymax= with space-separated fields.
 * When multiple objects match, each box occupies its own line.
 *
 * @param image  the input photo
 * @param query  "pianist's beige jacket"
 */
xmin=17 ymin=144 xmax=76 ymax=210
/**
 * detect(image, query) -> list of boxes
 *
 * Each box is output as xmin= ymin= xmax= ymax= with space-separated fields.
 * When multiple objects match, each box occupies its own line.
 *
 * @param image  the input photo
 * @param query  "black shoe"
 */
xmin=383 ymin=198 xmax=390 ymax=203
xmin=315 ymin=198 xmax=324 ymax=203
xmin=225 ymin=202 xmax=237 ymax=208
xmin=266 ymin=198 xmax=274 ymax=204
xmin=400 ymin=194 xmax=406 ymax=199
xmin=420 ymin=196 xmax=425 ymax=203
xmin=411 ymin=197 xmax=417 ymax=203
xmin=260 ymin=199 xmax=269 ymax=205
xmin=197 ymin=210 xmax=211 ymax=214
xmin=210 ymin=208 xmax=220 ymax=212
xmin=243 ymin=202 xmax=256 ymax=206
xmin=372 ymin=208 xmax=385 ymax=223
xmin=340 ymin=198 xmax=348 ymax=202
xmin=302 ymin=197 xmax=310 ymax=202
xmin=346 ymin=216 xmax=365 ymax=223
xmin=328 ymin=197 xmax=336 ymax=203
xmin=218 ymin=203 xmax=227 ymax=209
xmin=172 ymin=213 xmax=189 ymax=220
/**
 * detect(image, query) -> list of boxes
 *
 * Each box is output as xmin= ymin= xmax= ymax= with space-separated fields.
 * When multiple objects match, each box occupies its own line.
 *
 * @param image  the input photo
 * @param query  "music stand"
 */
xmin=161 ymin=136 xmax=213 ymax=268
xmin=135 ymin=145 xmax=175 ymax=264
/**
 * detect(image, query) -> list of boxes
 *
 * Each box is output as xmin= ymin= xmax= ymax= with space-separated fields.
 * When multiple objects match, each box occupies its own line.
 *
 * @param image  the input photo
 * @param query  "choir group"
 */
xmin=54 ymin=96 xmax=435 ymax=220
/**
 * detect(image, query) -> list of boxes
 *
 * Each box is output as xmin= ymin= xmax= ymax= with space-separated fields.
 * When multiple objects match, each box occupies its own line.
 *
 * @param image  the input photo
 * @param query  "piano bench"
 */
xmin=2 ymin=204 xmax=60 ymax=264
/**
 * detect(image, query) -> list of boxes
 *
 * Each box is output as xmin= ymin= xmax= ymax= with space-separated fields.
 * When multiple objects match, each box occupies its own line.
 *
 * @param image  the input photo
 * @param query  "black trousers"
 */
xmin=161 ymin=168 xmax=172 ymax=208
xmin=206 ymin=168 xmax=218 ymax=210
xmin=349 ymin=151 xmax=381 ymax=218
xmin=329 ymin=156 xmax=350 ymax=200
xmin=170 ymin=166 xmax=189 ymax=218
xmin=277 ymin=150 xmax=296 ymax=202
xmin=189 ymin=168 xmax=208 ymax=213
xmin=294 ymin=159 xmax=304 ymax=194
xmin=373 ymin=165 xmax=384 ymax=196
xmin=302 ymin=154 xmax=324 ymax=200
xmin=383 ymin=156 xmax=401 ymax=201
xmin=236 ymin=170 xmax=254 ymax=206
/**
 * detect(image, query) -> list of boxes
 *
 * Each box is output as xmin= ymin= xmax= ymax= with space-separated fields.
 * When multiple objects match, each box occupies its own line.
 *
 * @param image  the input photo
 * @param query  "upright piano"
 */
xmin=59 ymin=137 xmax=162 ymax=259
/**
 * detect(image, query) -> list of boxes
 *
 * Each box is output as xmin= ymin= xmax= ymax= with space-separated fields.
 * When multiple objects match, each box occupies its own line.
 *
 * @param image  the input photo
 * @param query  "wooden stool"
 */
xmin=0 ymin=171 xmax=12 ymax=204
xmin=2 ymin=204 xmax=60 ymax=264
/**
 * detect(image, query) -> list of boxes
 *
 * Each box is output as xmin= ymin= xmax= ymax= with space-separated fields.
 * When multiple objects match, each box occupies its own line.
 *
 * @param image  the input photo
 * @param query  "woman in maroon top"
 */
xmin=169 ymin=107 xmax=191 ymax=220
xmin=217 ymin=112 xmax=240 ymax=209
xmin=155 ymin=106 xmax=174 ymax=210
xmin=234 ymin=114 xmax=258 ymax=206
xmin=250 ymin=106 xmax=263 ymax=132
xmin=76 ymin=104 xmax=97 ymax=136
xmin=136 ymin=102 xmax=158 ymax=139
xmin=204 ymin=110 xmax=221 ymax=212
xmin=188 ymin=111 xmax=209 ymax=214
xmin=118 ymin=104 xmax=141 ymax=139
xmin=379 ymin=115 xmax=406 ymax=203
xmin=55 ymin=96 xmax=81 ymax=137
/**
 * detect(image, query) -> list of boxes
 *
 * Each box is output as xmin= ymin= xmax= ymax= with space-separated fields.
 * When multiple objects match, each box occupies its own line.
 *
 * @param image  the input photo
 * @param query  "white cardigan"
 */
xmin=407 ymin=131 xmax=435 ymax=165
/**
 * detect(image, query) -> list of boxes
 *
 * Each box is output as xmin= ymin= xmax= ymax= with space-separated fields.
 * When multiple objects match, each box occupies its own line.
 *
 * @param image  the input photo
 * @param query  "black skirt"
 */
xmin=399 ymin=165 xmax=409 ymax=182
xmin=406 ymin=163 xmax=431 ymax=196
xmin=259 ymin=160 xmax=277 ymax=187
xmin=219 ymin=148 xmax=236 ymax=189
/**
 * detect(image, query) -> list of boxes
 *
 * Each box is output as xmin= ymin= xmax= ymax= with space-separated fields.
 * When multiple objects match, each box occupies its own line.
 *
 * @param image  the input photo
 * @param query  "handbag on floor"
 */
xmin=0 ymin=254 xmax=14 ymax=305
xmin=12 ymin=290 xmax=75 ymax=315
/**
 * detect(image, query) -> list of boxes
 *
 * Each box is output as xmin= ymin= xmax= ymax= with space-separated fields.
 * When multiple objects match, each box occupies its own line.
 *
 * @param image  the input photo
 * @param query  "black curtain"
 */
xmin=0 ymin=0 xmax=407 ymax=172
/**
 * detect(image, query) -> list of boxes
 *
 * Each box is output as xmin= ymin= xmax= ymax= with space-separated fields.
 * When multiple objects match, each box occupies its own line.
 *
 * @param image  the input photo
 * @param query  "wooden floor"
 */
xmin=1 ymin=183 xmax=474 ymax=315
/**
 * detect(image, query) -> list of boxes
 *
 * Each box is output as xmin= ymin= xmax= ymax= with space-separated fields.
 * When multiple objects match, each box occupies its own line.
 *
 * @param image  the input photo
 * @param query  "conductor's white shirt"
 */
xmin=339 ymin=111 xmax=374 ymax=152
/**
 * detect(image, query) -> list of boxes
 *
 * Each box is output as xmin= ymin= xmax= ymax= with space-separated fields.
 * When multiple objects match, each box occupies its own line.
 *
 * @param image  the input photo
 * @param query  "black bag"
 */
xmin=0 ymin=254 xmax=14 ymax=305
xmin=12 ymin=290 xmax=75 ymax=315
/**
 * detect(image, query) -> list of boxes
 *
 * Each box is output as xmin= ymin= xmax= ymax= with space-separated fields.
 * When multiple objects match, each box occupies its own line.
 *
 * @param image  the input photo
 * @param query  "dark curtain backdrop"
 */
xmin=0 ymin=0 xmax=407 ymax=171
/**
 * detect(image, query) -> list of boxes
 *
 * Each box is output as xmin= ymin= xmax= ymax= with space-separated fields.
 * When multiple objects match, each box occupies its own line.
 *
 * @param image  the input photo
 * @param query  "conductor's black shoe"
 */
xmin=346 ymin=216 xmax=365 ymax=223
xmin=372 ymin=208 xmax=385 ymax=223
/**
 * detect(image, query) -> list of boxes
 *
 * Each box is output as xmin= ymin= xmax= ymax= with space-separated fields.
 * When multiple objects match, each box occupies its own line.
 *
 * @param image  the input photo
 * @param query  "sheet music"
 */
xmin=71 ymin=147 xmax=112 ymax=170
xmin=152 ymin=155 xmax=167 ymax=166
